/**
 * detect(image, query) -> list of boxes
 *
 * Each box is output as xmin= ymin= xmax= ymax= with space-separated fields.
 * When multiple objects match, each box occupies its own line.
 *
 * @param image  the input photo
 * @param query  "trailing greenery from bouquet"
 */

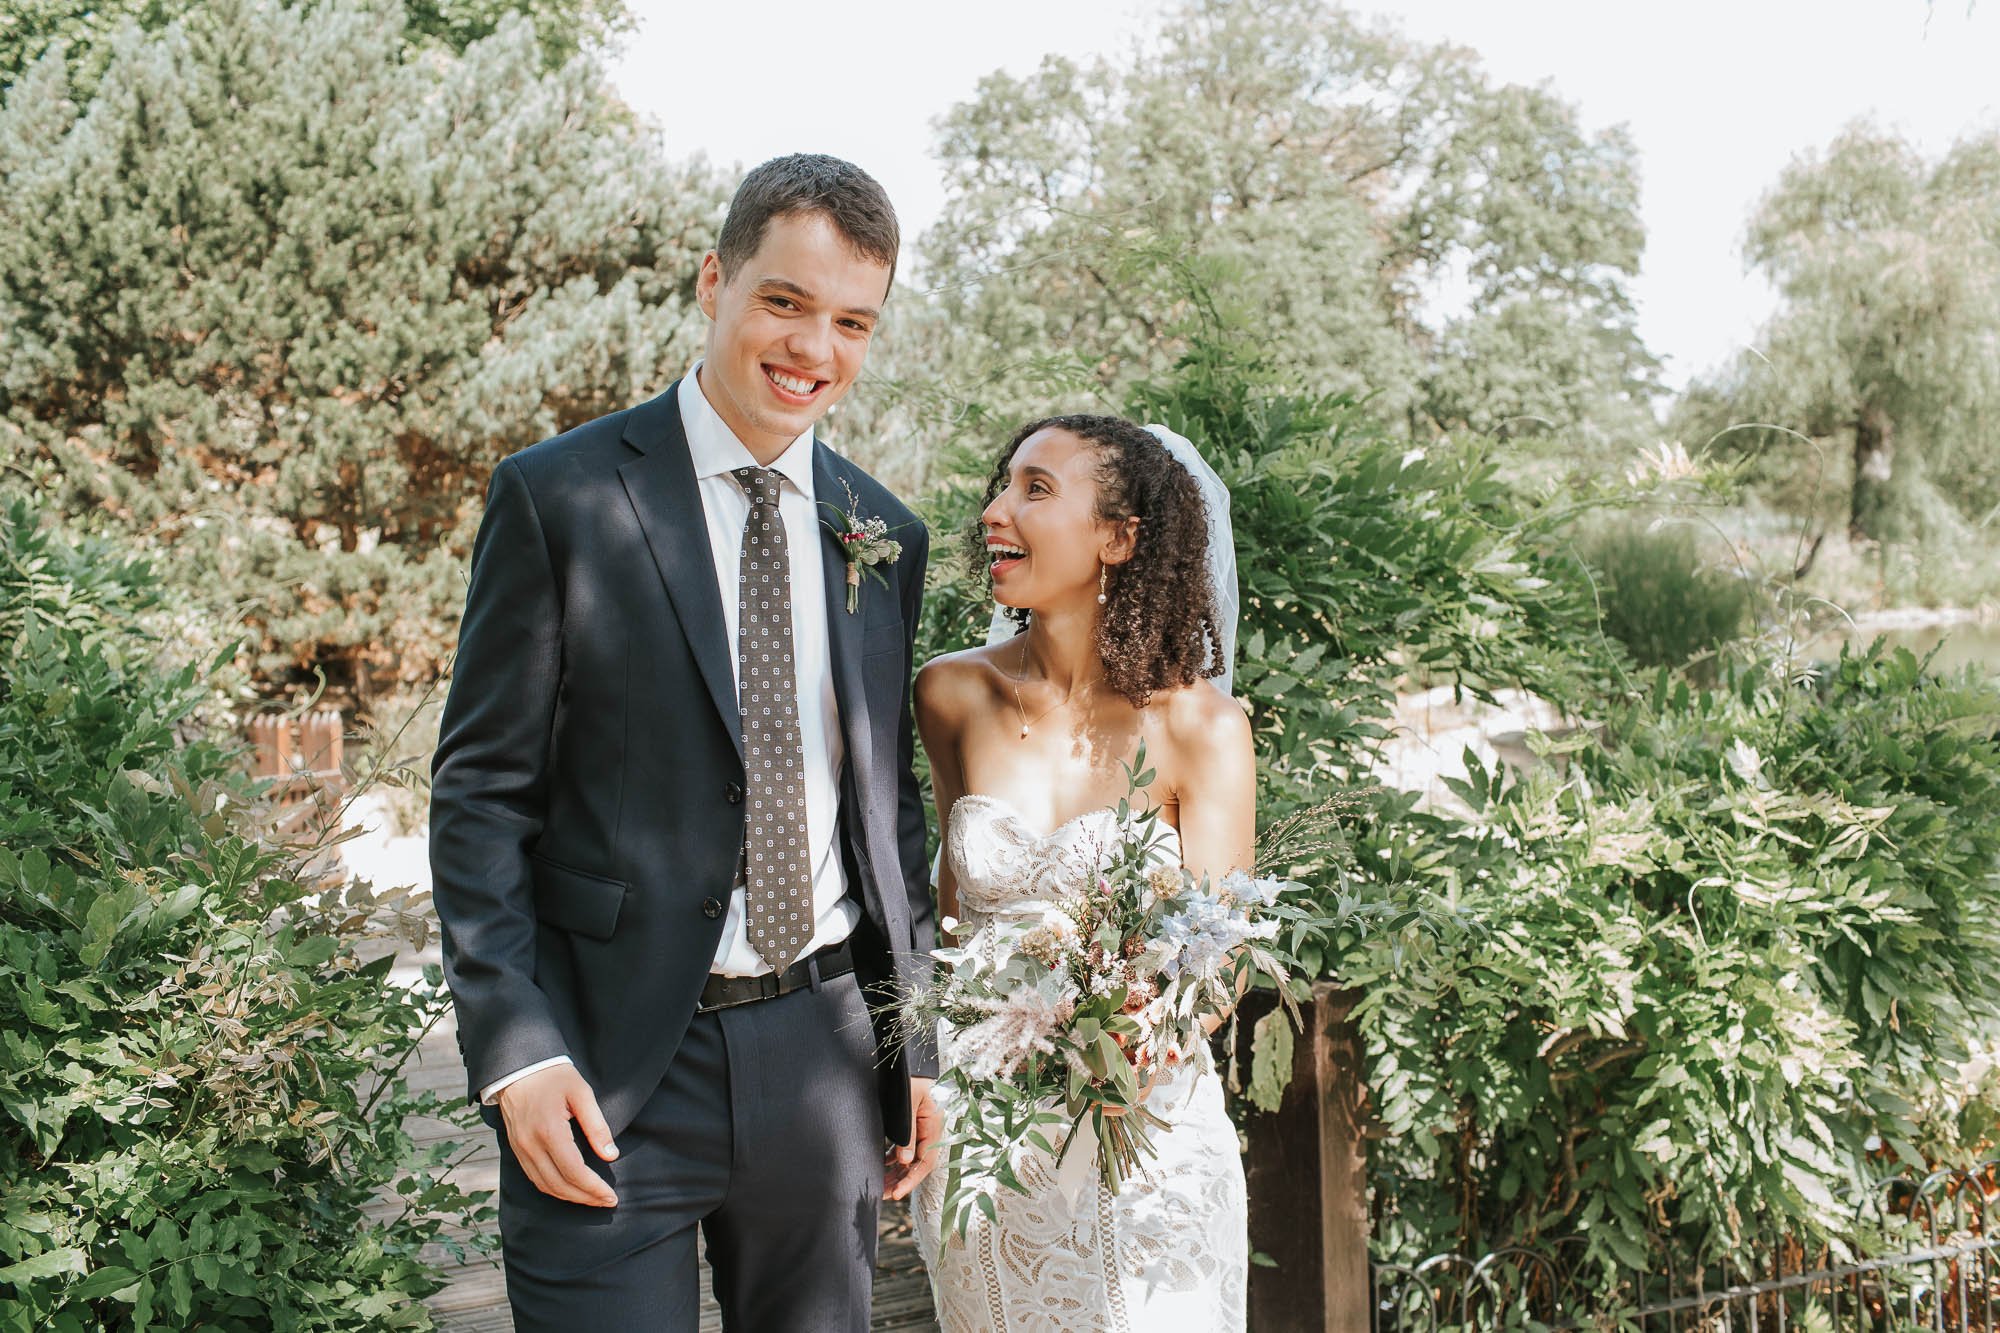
xmin=1336 ymin=645 xmax=2000 ymax=1289
xmin=907 ymin=748 xmax=1309 ymax=1242
xmin=0 ymin=501 xmax=490 ymax=1330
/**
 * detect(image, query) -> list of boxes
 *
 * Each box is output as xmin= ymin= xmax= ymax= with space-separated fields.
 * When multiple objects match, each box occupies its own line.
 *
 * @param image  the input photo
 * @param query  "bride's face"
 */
xmin=980 ymin=427 xmax=1132 ymax=612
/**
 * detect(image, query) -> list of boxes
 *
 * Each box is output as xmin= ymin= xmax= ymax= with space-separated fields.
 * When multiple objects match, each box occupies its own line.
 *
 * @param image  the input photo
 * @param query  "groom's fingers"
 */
xmin=546 ymin=1132 xmax=619 ymax=1208
xmin=569 ymin=1085 xmax=620 ymax=1163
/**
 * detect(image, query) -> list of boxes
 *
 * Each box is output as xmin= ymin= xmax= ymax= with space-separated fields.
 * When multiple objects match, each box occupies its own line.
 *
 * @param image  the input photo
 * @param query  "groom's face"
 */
xmin=695 ymin=211 xmax=891 ymax=459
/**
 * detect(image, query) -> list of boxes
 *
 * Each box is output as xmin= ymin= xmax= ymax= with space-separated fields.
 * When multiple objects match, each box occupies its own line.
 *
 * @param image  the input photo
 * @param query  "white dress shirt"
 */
xmin=479 ymin=367 xmax=858 ymax=1104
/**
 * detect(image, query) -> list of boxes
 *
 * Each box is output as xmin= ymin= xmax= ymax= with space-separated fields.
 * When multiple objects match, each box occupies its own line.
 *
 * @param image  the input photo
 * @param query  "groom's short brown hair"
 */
xmin=716 ymin=154 xmax=900 ymax=291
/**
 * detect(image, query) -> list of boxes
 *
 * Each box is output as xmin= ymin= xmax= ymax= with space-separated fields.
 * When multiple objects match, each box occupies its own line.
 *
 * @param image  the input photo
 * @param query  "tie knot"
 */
xmin=731 ymin=466 xmax=783 ymax=509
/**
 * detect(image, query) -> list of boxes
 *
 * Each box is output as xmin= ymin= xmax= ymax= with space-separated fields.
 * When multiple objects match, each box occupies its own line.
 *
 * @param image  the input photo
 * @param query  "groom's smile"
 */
xmin=696 ymin=211 xmax=891 ymax=464
xmin=762 ymin=363 xmax=826 ymax=403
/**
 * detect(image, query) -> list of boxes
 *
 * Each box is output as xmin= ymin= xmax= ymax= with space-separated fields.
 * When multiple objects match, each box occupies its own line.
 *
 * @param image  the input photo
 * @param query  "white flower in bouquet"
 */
xmin=1217 ymin=869 xmax=1283 ymax=909
xmin=1087 ymin=957 xmax=1131 ymax=998
xmin=1015 ymin=905 xmax=1083 ymax=969
xmin=955 ymin=964 xmax=1080 ymax=1081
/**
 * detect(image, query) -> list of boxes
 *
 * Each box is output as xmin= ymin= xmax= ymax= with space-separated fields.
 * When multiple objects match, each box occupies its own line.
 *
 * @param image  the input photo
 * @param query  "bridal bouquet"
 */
xmin=908 ymin=749 xmax=1306 ymax=1242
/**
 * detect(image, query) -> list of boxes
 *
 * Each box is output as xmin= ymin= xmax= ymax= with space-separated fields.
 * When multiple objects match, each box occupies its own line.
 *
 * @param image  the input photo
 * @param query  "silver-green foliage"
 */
xmin=0 ymin=0 xmax=727 ymax=701
xmin=917 ymin=0 xmax=1659 ymax=449
xmin=0 ymin=500 xmax=489 ymax=1329
xmin=0 ymin=0 xmax=630 ymax=93
xmin=1681 ymin=122 xmax=2000 ymax=542
xmin=1344 ymin=651 xmax=2000 ymax=1283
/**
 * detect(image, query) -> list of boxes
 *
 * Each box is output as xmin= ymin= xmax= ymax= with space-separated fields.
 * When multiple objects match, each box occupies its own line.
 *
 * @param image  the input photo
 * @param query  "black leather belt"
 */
xmin=697 ymin=940 xmax=855 ymax=1013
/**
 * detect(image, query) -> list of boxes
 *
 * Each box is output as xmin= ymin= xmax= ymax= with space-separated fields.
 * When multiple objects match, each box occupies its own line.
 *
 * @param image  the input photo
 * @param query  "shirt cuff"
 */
xmin=480 ymin=1055 xmax=573 ymax=1106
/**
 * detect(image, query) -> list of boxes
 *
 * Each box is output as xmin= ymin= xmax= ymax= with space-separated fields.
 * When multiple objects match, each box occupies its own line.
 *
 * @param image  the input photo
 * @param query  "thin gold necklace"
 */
xmin=1011 ymin=635 xmax=1098 ymax=739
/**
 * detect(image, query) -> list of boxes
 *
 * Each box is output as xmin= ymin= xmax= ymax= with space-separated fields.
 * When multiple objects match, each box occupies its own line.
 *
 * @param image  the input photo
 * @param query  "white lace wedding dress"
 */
xmin=911 ymin=794 xmax=1248 ymax=1332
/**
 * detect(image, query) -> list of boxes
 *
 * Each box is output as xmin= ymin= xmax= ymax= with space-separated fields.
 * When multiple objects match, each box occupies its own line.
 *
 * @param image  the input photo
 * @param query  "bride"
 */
xmin=903 ymin=413 xmax=1253 ymax=1330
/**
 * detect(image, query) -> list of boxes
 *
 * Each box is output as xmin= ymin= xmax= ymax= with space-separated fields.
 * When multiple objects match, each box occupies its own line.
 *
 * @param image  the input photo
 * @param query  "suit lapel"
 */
xmin=618 ymin=384 xmax=743 ymax=758
xmin=814 ymin=442 xmax=873 ymax=780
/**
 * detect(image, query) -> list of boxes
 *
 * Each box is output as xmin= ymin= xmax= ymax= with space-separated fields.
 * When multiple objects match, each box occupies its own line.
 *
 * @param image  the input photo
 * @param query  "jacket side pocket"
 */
xmin=528 ymin=852 xmax=627 ymax=941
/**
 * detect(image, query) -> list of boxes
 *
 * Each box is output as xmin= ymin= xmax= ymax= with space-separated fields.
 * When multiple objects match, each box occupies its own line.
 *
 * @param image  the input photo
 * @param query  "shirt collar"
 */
xmin=679 ymin=363 xmax=817 ymax=501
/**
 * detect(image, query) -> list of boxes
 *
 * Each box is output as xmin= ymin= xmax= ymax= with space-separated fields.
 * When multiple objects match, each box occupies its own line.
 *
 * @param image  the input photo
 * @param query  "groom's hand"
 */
xmin=497 ymin=1063 xmax=620 ymax=1208
xmin=883 ymin=1077 xmax=942 ymax=1201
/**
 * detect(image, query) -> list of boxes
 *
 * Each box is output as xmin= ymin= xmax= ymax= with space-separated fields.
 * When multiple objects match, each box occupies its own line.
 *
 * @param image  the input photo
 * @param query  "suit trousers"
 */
xmin=497 ymin=968 xmax=886 ymax=1331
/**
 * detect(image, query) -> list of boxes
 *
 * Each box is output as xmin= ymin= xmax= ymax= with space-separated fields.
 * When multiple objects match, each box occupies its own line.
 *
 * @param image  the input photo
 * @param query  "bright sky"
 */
xmin=609 ymin=0 xmax=1999 ymax=393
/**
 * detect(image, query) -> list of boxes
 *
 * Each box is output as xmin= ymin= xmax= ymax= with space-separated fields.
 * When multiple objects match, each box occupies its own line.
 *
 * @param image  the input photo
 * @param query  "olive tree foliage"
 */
xmin=1679 ymin=123 xmax=2000 ymax=542
xmin=0 ymin=0 xmax=630 ymax=91
xmin=1 ymin=0 xmax=727 ymax=703
xmin=912 ymin=0 xmax=1659 ymax=451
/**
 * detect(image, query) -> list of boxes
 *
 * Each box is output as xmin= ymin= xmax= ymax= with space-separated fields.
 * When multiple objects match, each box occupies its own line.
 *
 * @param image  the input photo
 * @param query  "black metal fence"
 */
xmin=1372 ymin=1165 xmax=2000 ymax=1331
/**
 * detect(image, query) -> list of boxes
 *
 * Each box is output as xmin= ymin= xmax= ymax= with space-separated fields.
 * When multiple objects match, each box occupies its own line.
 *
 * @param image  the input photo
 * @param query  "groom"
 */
xmin=429 ymin=154 xmax=940 ymax=1330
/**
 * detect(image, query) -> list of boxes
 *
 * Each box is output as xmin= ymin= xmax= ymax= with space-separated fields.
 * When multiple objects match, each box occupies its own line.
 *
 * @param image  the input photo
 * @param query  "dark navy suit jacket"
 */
xmin=429 ymin=381 xmax=937 ymax=1143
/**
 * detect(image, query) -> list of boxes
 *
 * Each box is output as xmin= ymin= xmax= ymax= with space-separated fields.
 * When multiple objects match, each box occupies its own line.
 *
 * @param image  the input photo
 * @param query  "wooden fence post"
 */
xmin=1236 ymin=981 xmax=1370 ymax=1333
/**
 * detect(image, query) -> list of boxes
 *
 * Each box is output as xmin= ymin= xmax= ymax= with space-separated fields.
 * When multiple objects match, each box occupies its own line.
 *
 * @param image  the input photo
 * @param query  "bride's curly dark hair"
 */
xmin=972 ymin=414 xmax=1225 ymax=707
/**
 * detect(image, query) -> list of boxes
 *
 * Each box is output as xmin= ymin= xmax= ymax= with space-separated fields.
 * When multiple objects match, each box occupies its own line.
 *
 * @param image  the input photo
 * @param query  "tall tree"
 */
xmin=0 ymin=0 xmax=629 ymax=89
xmin=1686 ymin=123 xmax=2000 ymax=541
xmin=915 ymin=0 xmax=1659 ymax=444
xmin=1 ymin=0 xmax=726 ymax=702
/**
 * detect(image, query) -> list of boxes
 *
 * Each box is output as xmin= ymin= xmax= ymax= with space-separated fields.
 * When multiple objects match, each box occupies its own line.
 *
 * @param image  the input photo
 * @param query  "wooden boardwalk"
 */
xmin=385 ymin=952 xmax=939 ymax=1332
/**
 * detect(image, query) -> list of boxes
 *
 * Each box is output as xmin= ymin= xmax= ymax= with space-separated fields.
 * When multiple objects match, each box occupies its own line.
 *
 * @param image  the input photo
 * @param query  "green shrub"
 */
xmin=1338 ymin=645 xmax=2000 ymax=1287
xmin=1574 ymin=518 xmax=1752 ymax=676
xmin=0 ymin=501 xmax=489 ymax=1331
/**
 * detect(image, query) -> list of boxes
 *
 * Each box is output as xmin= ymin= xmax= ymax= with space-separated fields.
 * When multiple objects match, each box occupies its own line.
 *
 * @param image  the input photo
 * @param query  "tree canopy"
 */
xmin=1 ymin=0 xmax=727 ymax=703
xmin=914 ymin=0 xmax=1660 ymax=446
xmin=1682 ymin=122 xmax=2000 ymax=541
xmin=0 ymin=0 xmax=629 ymax=89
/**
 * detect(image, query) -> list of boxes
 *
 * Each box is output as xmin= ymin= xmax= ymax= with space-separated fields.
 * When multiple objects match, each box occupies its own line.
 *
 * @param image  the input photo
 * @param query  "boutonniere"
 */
xmin=822 ymin=480 xmax=904 ymax=613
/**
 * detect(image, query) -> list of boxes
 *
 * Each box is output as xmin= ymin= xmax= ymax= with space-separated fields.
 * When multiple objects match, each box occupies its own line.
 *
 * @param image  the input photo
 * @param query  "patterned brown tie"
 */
xmin=731 ymin=466 xmax=814 ymax=971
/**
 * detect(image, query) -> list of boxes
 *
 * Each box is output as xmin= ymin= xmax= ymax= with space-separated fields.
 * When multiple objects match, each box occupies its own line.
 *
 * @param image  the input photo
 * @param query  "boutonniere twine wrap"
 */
xmin=824 ymin=481 xmax=903 ymax=613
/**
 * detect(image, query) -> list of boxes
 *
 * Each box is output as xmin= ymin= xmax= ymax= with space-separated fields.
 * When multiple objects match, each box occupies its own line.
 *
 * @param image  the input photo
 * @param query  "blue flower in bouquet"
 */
xmin=1153 ymin=887 xmax=1281 ymax=982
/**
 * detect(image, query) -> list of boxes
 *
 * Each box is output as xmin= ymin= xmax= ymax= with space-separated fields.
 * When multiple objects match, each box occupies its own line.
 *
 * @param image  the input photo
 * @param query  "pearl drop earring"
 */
xmin=1097 ymin=565 xmax=1109 ymax=605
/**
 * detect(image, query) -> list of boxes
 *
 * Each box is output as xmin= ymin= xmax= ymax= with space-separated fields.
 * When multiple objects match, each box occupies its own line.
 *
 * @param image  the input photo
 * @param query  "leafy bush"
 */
xmin=1338 ymin=646 xmax=2000 ymax=1286
xmin=1574 ymin=517 xmax=1752 ymax=676
xmin=1124 ymin=340 xmax=1619 ymax=790
xmin=0 ymin=501 xmax=488 ymax=1330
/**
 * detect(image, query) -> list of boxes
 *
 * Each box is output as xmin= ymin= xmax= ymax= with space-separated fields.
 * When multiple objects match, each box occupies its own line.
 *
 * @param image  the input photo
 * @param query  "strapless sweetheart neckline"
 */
xmin=949 ymin=792 xmax=1124 ymax=844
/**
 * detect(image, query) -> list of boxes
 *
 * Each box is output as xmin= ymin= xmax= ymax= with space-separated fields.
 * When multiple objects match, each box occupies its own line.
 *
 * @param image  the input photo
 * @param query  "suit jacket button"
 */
xmin=701 ymin=897 xmax=723 ymax=919
xmin=725 ymin=782 xmax=743 ymax=804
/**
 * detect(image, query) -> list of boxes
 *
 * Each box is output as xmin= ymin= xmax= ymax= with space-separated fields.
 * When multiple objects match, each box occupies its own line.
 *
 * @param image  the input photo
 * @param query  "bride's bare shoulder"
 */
xmin=914 ymin=642 xmax=1013 ymax=724
xmin=1151 ymin=680 xmax=1252 ymax=764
